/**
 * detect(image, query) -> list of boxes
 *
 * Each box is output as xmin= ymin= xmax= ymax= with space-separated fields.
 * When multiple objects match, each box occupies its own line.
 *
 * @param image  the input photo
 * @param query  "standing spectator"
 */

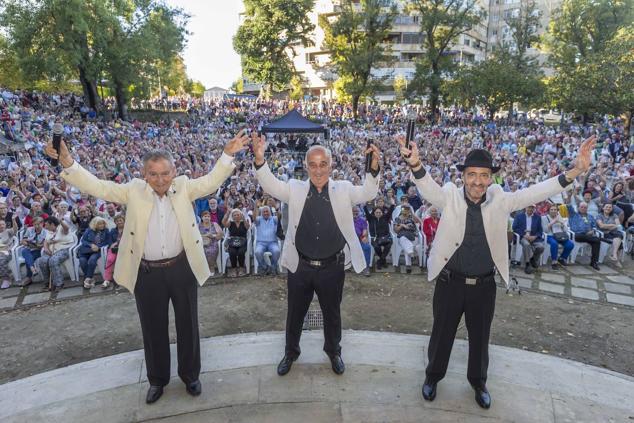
xmin=542 ymin=204 xmax=574 ymax=270
xmin=253 ymin=203 xmax=280 ymax=275
xmin=198 ymin=210 xmax=222 ymax=276
xmin=207 ymin=198 xmax=224 ymax=225
xmin=567 ymin=203 xmax=602 ymax=270
xmin=35 ymin=216 xmax=75 ymax=291
xmin=352 ymin=206 xmax=371 ymax=276
xmin=20 ymin=216 xmax=48 ymax=286
xmin=102 ymin=214 xmax=126 ymax=289
xmin=223 ymin=209 xmax=249 ymax=277
xmin=513 ymin=205 xmax=545 ymax=274
xmin=406 ymin=186 xmax=423 ymax=213
xmin=71 ymin=205 xmax=94 ymax=238
xmin=596 ymin=203 xmax=624 ymax=267
xmin=78 ymin=216 xmax=110 ymax=288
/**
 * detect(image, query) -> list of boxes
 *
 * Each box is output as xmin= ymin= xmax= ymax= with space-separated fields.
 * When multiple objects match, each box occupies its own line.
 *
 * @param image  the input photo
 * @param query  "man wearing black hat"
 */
xmin=398 ymin=135 xmax=596 ymax=409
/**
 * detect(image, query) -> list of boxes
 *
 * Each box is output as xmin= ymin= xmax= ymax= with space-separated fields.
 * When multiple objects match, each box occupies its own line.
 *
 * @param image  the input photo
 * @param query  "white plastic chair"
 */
xmin=252 ymin=227 xmax=282 ymax=274
xmin=569 ymin=229 xmax=610 ymax=264
xmin=221 ymin=226 xmax=253 ymax=275
xmin=390 ymin=222 xmax=426 ymax=267
xmin=70 ymin=241 xmax=109 ymax=282
xmin=11 ymin=232 xmax=78 ymax=283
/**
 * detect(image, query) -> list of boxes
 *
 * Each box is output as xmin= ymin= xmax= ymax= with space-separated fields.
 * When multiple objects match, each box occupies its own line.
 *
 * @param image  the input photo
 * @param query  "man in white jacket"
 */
xmin=398 ymin=135 xmax=595 ymax=409
xmin=252 ymin=133 xmax=381 ymax=377
xmin=46 ymin=131 xmax=249 ymax=405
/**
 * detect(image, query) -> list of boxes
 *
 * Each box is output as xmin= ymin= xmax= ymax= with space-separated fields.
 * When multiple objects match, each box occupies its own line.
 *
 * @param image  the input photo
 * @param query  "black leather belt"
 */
xmin=298 ymin=251 xmax=342 ymax=268
xmin=440 ymin=268 xmax=495 ymax=285
xmin=141 ymin=250 xmax=186 ymax=270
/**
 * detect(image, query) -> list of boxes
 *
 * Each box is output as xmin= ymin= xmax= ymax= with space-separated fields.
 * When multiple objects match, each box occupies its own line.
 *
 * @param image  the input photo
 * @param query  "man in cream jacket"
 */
xmin=45 ymin=131 xmax=249 ymax=404
xmin=398 ymin=135 xmax=596 ymax=409
xmin=252 ymin=133 xmax=381 ymax=377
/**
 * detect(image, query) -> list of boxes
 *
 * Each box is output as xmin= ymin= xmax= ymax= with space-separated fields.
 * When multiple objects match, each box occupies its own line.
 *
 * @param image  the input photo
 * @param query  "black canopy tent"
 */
xmin=261 ymin=109 xmax=329 ymax=139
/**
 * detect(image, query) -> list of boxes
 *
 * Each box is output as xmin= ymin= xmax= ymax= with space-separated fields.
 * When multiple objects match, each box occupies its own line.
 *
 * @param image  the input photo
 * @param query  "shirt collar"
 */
xmin=463 ymin=189 xmax=486 ymax=206
xmin=310 ymin=180 xmax=329 ymax=194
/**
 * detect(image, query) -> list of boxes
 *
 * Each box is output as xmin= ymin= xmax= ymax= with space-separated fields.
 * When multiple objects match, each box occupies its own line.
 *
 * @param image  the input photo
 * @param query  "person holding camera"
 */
xmin=252 ymin=133 xmax=381 ymax=377
xmin=45 ymin=130 xmax=248 ymax=405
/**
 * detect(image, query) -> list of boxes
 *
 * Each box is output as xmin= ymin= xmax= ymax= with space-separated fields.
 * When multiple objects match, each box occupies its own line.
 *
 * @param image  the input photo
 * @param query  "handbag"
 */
xmin=375 ymin=234 xmax=392 ymax=246
xmin=553 ymin=232 xmax=569 ymax=242
xmin=228 ymin=236 xmax=246 ymax=248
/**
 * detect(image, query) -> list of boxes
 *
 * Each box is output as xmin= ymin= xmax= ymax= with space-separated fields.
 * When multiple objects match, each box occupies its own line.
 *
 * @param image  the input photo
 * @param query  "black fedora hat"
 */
xmin=456 ymin=149 xmax=500 ymax=173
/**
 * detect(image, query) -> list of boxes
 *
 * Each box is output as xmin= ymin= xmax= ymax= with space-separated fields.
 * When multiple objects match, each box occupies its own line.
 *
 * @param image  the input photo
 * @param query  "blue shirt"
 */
xmin=567 ymin=205 xmax=596 ymax=234
xmin=255 ymin=216 xmax=278 ymax=243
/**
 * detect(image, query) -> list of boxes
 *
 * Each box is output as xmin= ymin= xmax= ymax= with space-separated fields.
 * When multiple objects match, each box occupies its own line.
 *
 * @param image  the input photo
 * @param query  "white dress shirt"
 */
xmin=143 ymin=191 xmax=183 ymax=260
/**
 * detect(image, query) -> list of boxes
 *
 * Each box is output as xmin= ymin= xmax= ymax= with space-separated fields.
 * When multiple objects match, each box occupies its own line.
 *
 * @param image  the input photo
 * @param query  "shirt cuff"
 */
xmin=558 ymin=173 xmax=572 ymax=188
xmin=218 ymin=152 xmax=234 ymax=167
xmin=412 ymin=166 xmax=426 ymax=179
xmin=62 ymin=160 xmax=80 ymax=174
xmin=254 ymin=161 xmax=266 ymax=170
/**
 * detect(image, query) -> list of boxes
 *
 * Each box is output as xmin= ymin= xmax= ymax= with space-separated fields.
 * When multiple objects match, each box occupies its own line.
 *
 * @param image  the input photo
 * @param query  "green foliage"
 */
xmin=289 ymin=75 xmax=305 ymax=100
xmin=407 ymin=0 xmax=486 ymax=120
xmin=230 ymin=78 xmax=244 ymax=94
xmin=319 ymin=0 xmax=398 ymax=116
xmin=543 ymin=0 xmax=634 ymax=119
xmin=233 ymin=0 xmax=315 ymax=93
xmin=393 ymin=74 xmax=407 ymax=104
xmin=188 ymin=80 xmax=206 ymax=98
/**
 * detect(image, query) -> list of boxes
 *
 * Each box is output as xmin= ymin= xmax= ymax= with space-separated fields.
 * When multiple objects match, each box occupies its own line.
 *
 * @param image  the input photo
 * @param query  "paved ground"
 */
xmin=1 ymin=331 xmax=633 ymax=423
xmin=2 ymin=260 xmax=633 ymax=311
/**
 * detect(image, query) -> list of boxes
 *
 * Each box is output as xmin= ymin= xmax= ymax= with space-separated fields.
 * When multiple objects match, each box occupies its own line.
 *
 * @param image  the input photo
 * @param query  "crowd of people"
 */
xmin=0 ymin=86 xmax=632 ymax=291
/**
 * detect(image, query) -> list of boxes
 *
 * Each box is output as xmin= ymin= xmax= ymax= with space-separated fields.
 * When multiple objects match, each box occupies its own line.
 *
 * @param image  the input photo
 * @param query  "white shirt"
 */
xmin=525 ymin=214 xmax=533 ymax=233
xmin=143 ymin=191 xmax=183 ymax=260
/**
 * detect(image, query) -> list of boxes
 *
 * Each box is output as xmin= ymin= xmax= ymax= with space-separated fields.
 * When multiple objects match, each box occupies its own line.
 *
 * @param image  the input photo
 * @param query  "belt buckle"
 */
xmin=309 ymin=259 xmax=322 ymax=267
xmin=465 ymin=277 xmax=477 ymax=285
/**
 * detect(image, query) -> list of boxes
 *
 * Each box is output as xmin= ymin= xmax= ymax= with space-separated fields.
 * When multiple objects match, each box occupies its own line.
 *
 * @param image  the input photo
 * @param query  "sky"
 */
xmin=165 ymin=1 xmax=243 ymax=90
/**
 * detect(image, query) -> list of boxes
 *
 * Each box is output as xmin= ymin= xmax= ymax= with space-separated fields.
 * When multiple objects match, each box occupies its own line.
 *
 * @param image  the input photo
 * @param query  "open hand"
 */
xmin=252 ymin=133 xmax=267 ymax=166
xmin=223 ymin=130 xmax=250 ymax=156
xmin=573 ymin=135 xmax=597 ymax=173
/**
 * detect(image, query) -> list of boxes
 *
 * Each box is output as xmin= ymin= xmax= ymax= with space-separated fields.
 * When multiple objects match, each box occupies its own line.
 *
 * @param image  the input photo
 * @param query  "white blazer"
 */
xmin=412 ymin=171 xmax=567 ymax=286
xmin=256 ymin=163 xmax=378 ymax=273
xmin=60 ymin=155 xmax=235 ymax=293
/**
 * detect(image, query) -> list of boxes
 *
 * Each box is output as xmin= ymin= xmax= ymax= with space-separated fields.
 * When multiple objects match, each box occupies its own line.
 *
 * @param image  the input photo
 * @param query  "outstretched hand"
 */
xmin=223 ymin=129 xmax=250 ymax=156
xmin=365 ymin=143 xmax=381 ymax=172
xmin=573 ymin=135 xmax=597 ymax=173
xmin=397 ymin=135 xmax=421 ymax=168
xmin=252 ymin=132 xmax=267 ymax=166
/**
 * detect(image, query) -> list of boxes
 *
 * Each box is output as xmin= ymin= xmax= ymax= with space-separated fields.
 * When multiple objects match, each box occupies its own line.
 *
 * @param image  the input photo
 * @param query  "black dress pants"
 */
xmin=574 ymin=233 xmax=601 ymax=264
xmin=134 ymin=255 xmax=200 ymax=387
xmin=285 ymin=257 xmax=345 ymax=359
xmin=426 ymin=270 xmax=497 ymax=388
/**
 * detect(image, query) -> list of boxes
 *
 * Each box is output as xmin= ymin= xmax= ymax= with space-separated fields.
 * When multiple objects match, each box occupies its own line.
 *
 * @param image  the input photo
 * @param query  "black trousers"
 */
xmin=285 ymin=257 xmax=345 ymax=359
xmin=134 ymin=255 xmax=200 ymax=387
xmin=426 ymin=270 xmax=497 ymax=388
xmin=574 ymin=233 xmax=601 ymax=264
xmin=372 ymin=241 xmax=392 ymax=261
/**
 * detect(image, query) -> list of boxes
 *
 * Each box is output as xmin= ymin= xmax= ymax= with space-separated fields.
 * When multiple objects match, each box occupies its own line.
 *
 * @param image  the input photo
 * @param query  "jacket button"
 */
xmin=130 ymin=232 xmax=134 ymax=235
xmin=444 ymin=257 xmax=448 ymax=261
xmin=455 ymin=243 xmax=459 ymax=246
xmin=196 ymin=240 xmax=200 ymax=244
xmin=131 ymin=250 xmax=133 ymax=254
xmin=192 ymin=223 xmax=195 ymax=227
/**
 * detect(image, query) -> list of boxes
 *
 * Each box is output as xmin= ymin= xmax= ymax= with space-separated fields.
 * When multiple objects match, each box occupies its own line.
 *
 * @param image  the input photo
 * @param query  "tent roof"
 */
xmin=261 ymin=109 xmax=327 ymax=134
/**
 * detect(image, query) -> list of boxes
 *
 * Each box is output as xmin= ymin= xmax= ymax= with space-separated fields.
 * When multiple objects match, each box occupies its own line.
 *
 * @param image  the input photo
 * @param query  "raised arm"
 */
xmin=187 ymin=131 xmax=248 ymax=201
xmin=397 ymin=135 xmax=448 ymax=209
xmin=46 ymin=139 xmax=131 ymax=204
xmin=349 ymin=143 xmax=381 ymax=205
xmin=252 ymin=134 xmax=291 ymax=203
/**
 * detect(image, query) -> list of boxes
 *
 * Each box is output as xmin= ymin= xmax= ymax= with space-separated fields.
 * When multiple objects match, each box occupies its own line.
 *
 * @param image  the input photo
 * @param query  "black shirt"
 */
xmin=295 ymin=181 xmax=346 ymax=259
xmin=445 ymin=194 xmax=496 ymax=276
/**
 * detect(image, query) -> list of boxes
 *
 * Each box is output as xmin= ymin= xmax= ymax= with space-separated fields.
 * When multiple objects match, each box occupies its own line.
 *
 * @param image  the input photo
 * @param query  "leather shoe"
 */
xmin=145 ymin=385 xmax=164 ymax=404
xmin=422 ymin=379 xmax=437 ymax=401
xmin=186 ymin=380 xmax=202 ymax=396
xmin=474 ymin=386 xmax=491 ymax=409
xmin=277 ymin=355 xmax=296 ymax=376
xmin=590 ymin=262 xmax=600 ymax=271
xmin=329 ymin=354 xmax=345 ymax=375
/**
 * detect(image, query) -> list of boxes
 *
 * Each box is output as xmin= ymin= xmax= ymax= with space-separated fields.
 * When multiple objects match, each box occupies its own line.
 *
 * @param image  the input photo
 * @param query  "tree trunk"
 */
xmin=78 ymin=65 xmax=100 ymax=111
xmin=114 ymin=80 xmax=128 ymax=121
xmin=352 ymin=95 xmax=360 ymax=119
xmin=430 ymin=62 xmax=440 ymax=123
xmin=625 ymin=110 xmax=632 ymax=139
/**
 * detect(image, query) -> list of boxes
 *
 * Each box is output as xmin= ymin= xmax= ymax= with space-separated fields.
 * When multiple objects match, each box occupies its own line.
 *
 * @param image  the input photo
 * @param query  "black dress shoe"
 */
xmin=474 ymin=386 xmax=491 ymax=409
xmin=186 ymin=380 xmax=202 ymax=396
xmin=590 ymin=262 xmax=600 ymax=271
xmin=146 ymin=385 xmax=164 ymax=404
xmin=329 ymin=354 xmax=345 ymax=375
xmin=524 ymin=265 xmax=534 ymax=274
xmin=422 ymin=379 xmax=437 ymax=401
xmin=277 ymin=355 xmax=296 ymax=376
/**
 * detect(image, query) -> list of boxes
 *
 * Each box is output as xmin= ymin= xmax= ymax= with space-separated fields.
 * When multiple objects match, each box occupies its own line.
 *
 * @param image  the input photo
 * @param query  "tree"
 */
xmin=393 ymin=74 xmax=408 ymax=104
xmin=319 ymin=0 xmax=398 ymax=117
xmin=407 ymin=0 xmax=485 ymax=122
xmin=447 ymin=54 xmax=543 ymax=119
xmin=233 ymin=0 xmax=315 ymax=95
xmin=543 ymin=0 xmax=634 ymax=123
xmin=188 ymin=80 xmax=206 ymax=98
xmin=289 ymin=74 xmax=305 ymax=101
xmin=230 ymin=78 xmax=244 ymax=94
xmin=0 ymin=34 xmax=25 ymax=89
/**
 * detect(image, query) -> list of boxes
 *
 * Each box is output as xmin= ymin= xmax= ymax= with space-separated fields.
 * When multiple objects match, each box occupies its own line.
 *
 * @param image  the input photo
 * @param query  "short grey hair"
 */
xmin=304 ymin=146 xmax=332 ymax=167
xmin=259 ymin=205 xmax=272 ymax=214
xmin=142 ymin=150 xmax=175 ymax=167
